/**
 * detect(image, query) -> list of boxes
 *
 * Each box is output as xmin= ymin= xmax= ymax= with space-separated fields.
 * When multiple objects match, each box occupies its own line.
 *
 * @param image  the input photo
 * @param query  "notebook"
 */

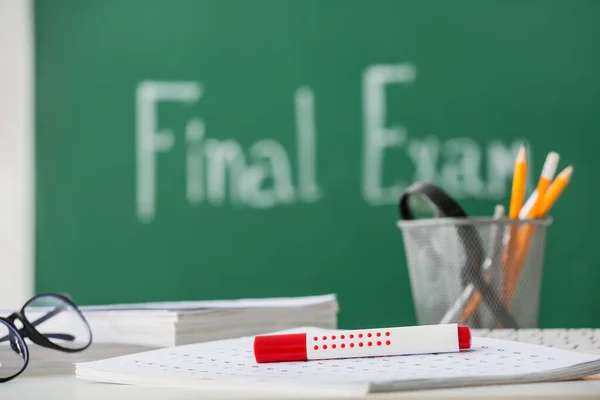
xmin=75 ymin=327 xmax=600 ymax=397
xmin=10 ymin=294 xmax=338 ymax=348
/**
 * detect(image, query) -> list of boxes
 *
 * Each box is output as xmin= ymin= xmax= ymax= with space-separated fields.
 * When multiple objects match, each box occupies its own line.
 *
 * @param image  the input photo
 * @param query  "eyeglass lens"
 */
xmin=23 ymin=294 xmax=91 ymax=350
xmin=0 ymin=320 xmax=27 ymax=380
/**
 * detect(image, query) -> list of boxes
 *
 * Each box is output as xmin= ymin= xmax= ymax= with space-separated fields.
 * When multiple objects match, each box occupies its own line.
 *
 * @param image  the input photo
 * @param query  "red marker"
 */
xmin=253 ymin=323 xmax=470 ymax=363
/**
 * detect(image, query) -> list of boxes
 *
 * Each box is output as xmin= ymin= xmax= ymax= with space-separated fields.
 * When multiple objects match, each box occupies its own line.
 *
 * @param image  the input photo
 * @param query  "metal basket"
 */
xmin=397 ymin=217 xmax=552 ymax=329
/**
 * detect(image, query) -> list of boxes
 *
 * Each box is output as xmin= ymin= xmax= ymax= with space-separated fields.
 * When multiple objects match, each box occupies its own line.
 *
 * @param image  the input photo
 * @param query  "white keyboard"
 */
xmin=471 ymin=329 xmax=600 ymax=354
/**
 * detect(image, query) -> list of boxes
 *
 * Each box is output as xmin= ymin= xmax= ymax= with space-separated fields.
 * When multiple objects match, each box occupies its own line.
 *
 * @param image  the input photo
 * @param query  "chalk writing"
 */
xmin=135 ymin=65 xmax=526 ymax=223
xmin=136 ymin=82 xmax=321 ymax=222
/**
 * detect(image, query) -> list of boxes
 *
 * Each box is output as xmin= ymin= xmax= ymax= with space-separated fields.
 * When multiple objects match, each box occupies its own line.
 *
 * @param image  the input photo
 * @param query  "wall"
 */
xmin=0 ymin=0 xmax=33 ymax=308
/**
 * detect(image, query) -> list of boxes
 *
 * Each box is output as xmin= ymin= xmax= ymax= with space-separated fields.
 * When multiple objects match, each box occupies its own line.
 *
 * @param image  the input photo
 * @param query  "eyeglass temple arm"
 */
xmin=27 ymin=304 xmax=68 ymax=329
xmin=0 ymin=304 xmax=79 ymax=343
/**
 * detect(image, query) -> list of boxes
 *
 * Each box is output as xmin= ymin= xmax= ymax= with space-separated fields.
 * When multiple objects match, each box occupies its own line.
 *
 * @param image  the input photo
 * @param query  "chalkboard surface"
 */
xmin=34 ymin=0 xmax=600 ymax=328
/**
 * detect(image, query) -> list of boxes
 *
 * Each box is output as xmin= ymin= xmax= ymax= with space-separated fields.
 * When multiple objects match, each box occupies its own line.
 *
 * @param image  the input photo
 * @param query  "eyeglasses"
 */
xmin=0 ymin=292 xmax=92 ymax=383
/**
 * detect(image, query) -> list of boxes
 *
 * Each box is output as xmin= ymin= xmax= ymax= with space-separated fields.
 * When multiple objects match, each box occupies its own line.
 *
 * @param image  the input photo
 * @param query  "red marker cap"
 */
xmin=254 ymin=333 xmax=307 ymax=363
xmin=458 ymin=325 xmax=471 ymax=350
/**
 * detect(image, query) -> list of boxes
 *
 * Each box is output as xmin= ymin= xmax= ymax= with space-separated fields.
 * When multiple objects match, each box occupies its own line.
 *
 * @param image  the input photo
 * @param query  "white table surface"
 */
xmin=1 ymin=370 xmax=599 ymax=399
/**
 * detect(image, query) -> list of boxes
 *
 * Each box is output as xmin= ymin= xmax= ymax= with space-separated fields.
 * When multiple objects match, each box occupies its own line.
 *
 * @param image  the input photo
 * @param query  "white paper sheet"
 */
xmin=75 ymin=327 xmax=600 ymax=396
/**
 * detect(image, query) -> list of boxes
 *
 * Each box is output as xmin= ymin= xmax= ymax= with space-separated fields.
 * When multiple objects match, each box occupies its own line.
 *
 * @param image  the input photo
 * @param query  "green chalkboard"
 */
xmin=34 ymin=0 xmax=600 ymax=329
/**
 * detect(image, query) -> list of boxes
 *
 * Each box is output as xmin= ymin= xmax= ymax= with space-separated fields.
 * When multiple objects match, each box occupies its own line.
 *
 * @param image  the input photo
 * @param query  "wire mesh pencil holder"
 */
xmin=397 ymin=217 xmax=552 ymax=329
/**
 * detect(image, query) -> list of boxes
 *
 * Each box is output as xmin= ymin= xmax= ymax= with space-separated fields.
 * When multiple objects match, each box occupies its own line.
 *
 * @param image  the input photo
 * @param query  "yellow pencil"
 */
xmin=508 ymin=145 xmax=528 ymax=219
xmin=527 ymin=152 xmax=560 ymax=218
xmin=503 ymin=144 xmax=528 ymax=305
xmin=504 ymin=164 xmax=573 ymax=306
xmin=503 ymin=152 xmax=559 ymax=308
xmin=523 ymin=152 xmax=560 ymax=219
xmin=539 ymin=165 xmax=573 ymax=216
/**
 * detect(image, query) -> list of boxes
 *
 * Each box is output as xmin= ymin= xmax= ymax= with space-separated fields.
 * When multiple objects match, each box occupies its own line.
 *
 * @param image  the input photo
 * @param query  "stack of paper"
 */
xmin=79 ymin=294 xmax=338 ymax=347
xmin=17 ymin=343 xmax=155 ymax=377
xmin=75 ymin=327 xmax=600 ymax=397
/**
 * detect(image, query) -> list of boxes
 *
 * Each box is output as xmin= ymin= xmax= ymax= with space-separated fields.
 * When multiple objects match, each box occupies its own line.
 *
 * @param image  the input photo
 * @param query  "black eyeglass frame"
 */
xmin=0 ymin=292 xmax=92 ymax=383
